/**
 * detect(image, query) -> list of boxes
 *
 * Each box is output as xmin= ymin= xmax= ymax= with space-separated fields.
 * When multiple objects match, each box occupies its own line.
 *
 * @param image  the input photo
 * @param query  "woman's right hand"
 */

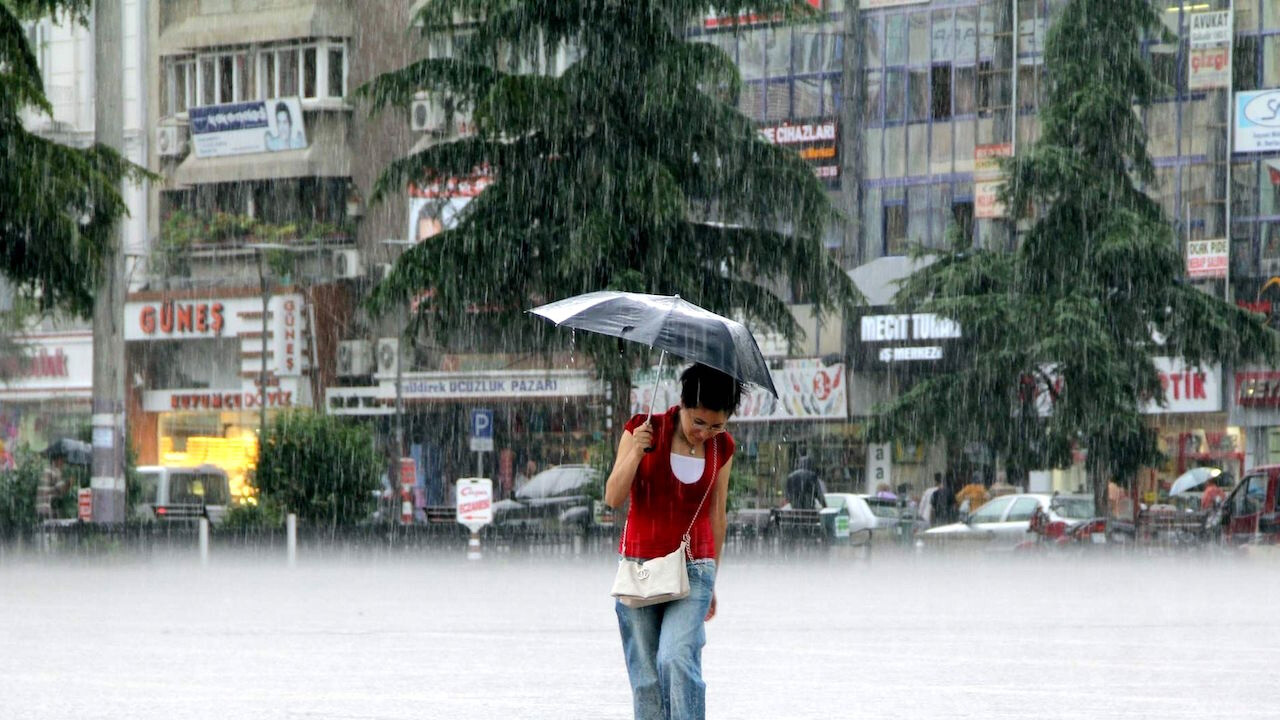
xmin=630 ymin=422 xmax=654 ymax=457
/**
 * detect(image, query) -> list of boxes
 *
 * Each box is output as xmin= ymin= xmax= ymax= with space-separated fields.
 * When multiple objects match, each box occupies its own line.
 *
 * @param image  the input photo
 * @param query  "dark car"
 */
xmin=493 ymin=464 xmax=600 ymax=531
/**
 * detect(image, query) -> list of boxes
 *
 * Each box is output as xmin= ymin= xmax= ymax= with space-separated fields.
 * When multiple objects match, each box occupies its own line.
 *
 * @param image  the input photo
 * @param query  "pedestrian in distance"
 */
xmin=918 ymin=473 xmax=942 ymax=529
xmin=784 ymin=454 xmax=826 ymax=510
xmin=604 ymin=363 xmax=739 ymax=720
xmin=36 ymin=446 xmax=70 ymax=521
xmin=932 ymin=472 xmax=958 ymax=525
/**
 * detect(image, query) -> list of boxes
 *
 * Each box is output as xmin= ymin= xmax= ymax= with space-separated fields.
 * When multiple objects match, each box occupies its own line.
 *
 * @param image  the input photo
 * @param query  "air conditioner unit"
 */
xmin=156 ymin=125 xmax=188 ymax=158
xmin=375 ymin=263 xmax=393 ymax=281
xmin=412 ymin=94 xmax=474 ymax=137
xmin=376 ymin=337 xmax=400 ymax=376
xmin=411 ymin=97 xmax=447 ymax=134
xmin=336 ymin=340 xmax=373 ymax=377
xmin=333 ymin=249 xmax=364 ymax=279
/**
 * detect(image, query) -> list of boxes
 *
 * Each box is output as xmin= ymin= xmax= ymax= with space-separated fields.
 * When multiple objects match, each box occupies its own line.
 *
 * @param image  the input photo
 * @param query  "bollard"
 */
xmin=467 ymin=531 xmax=481 ymax=561
xmin=286 ymin=513 xmax=297 ymax=567
xmin=198 ymin=517 xmax=210 ymax=566
xmin=573 ymin=533 xmax=583 ymax=556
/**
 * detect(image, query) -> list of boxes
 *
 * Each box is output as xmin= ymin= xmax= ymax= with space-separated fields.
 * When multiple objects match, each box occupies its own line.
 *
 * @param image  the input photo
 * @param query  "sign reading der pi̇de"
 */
xmin=455 ymin=478 xmax=494 ymax=533
xmin=189 ymin=97 xmax=308 ymax=158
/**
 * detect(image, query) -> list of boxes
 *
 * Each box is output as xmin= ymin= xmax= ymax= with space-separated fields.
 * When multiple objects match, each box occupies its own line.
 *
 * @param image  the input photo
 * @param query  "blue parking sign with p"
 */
xmin=471 ymin=409 xmax=493 ymax=439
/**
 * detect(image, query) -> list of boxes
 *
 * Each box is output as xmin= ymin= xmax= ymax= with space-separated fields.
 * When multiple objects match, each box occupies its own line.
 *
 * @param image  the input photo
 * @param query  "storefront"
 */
xmin=126 ymin=290 xmax=316 ymax=499
xmin=328 ymin=369 xmax=606 ymax=505
xmin=1228 ymin=364 xmax=1280 ymax=474
xmin=0 ymin=331 xmax=93 ymax=462
xmin=1139 ymin=358 xmax=1239 ymax=503
xmin=631 ymin=359 xmax=853 ymax=502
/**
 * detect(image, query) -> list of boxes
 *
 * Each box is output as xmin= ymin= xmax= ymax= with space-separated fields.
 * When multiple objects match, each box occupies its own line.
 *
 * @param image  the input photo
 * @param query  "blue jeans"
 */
xmin=615 ymin=559 xmax=717 ymax=720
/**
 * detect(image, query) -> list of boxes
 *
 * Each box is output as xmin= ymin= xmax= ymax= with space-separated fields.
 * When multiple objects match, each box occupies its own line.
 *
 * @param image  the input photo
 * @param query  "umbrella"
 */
xmin=528 ymin=291 xmax=780 ymax=402
xmin=1168 ymin=467 xmax=1222 ymax=496
xmin=44 ymin=438 xmax=92 ymax=466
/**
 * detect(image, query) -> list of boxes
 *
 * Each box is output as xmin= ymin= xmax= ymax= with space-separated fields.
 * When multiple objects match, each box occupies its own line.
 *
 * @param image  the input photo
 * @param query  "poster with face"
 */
xmin=405 ymin=172 xmax=492 ymax=244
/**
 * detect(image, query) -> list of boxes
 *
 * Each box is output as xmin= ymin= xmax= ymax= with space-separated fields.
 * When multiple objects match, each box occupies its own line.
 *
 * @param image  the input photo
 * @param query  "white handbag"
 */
xmin=612 ymin=439 xmax=717 ymax=609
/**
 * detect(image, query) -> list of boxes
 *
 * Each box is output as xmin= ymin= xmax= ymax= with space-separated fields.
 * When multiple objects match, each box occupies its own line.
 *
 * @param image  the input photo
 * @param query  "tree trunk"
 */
xmin=1089 ymin=452 xmax=1108 ymax=519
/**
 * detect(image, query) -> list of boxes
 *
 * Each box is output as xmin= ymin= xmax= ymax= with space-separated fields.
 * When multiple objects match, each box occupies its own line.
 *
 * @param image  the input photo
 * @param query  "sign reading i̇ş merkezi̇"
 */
xmin=189 ymin=97 xmax=308 ymax=158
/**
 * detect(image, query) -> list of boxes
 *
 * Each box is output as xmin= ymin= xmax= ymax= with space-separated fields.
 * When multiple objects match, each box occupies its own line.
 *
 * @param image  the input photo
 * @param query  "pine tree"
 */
xmin=0 ymin=0 xmax=144 ymax=316
xmin=871 ymin=0 xmax=1277 ymax=515
xmin=360 ymin=0 xmax=859 ymax=421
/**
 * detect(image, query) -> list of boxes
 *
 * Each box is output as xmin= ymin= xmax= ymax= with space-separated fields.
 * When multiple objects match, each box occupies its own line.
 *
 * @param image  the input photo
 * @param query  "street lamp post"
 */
xmin=381 ymin=239 xmax=416 ymax=461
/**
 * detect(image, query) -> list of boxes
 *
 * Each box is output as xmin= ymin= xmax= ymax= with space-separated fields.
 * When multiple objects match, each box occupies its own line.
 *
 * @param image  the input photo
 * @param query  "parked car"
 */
xmin=921 ymin=493 xmax=1094 ymax=550
xmin=1208 ymin=465 xmax=1280 ymax=544
xmin=133 ymin=465 xmax=232 ymax=525
xmin=819 ymin=493 xmax=911 ymax=543
xmin=493 ymin=464 xmax=599 ymax=531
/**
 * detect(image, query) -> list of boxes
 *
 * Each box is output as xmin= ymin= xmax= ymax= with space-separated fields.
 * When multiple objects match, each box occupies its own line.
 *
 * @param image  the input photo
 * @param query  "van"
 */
xmin=133 ymin=465 xmax=232 ymax=525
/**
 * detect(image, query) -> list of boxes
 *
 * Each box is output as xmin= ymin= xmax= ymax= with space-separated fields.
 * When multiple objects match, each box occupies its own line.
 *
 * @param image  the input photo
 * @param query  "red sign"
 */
xmin=137 ymin=301 xmax=226 ymax=337
xmin=0 ymin=348 xmax=68 ymax=379
xmin=77 ymin=488 xmax=92 ymax=521
xmin=704 ymin=0 xmax=820 ymax=28
xmin=1236 ymin=372 xmax=1280 ymax=408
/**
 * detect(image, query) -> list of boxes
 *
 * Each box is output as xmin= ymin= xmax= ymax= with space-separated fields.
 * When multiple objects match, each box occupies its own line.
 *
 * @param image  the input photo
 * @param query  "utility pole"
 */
xmin=91 ymin=0 xmax=127 ymax=523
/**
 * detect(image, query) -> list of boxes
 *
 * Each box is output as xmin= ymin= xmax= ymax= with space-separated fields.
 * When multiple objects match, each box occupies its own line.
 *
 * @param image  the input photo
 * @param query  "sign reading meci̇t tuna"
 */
xmin=189 ymin=97 xmax=308 ymax=158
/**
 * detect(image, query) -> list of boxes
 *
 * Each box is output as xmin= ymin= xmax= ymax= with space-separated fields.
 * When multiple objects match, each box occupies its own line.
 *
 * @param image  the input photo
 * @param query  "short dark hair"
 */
xmin=274 ymin=102 xmax=292 ymax=121
xmin=679 ymin=363 xmax=743 ymax=416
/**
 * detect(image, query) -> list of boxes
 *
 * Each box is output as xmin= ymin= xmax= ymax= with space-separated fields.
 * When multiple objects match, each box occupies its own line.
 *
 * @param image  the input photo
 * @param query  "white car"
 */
xmin=821 ymin=493 xmax=905 ymax=542
xmin=921 ymin=493 xmax=1094 ymax=550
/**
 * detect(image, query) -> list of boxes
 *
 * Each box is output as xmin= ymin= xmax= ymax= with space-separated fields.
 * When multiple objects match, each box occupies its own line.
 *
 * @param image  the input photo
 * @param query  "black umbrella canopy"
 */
xmin=529 ymin=291 xmax=779 ymax=398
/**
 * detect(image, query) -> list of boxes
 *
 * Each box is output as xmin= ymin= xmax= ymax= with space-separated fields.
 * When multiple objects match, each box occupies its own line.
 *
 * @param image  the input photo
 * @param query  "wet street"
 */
xmin=2 ymin=550 xmax=1278 ymax=719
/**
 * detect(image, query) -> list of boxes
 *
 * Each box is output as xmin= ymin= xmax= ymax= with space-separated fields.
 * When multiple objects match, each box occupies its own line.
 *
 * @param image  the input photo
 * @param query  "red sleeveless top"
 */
xmin=618 ymin=406 xmax=735 ymax=560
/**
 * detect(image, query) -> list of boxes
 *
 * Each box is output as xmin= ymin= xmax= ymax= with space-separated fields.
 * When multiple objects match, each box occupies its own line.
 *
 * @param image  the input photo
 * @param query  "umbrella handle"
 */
xmin=644 ymin=349 xmax=667 ymax=453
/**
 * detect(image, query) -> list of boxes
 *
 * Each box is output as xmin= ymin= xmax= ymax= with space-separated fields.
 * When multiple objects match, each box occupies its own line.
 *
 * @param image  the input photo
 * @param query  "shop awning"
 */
xmin=157 ymin=2 xmax=353 ymax=55
xmin=847 ymin=255 xmax=936 ymax=307
xmin=172 ymin=145 xmax=350 ymax=187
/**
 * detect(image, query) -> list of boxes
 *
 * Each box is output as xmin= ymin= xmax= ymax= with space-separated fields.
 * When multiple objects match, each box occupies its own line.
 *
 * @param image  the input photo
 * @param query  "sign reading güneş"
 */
xmin=189 ymin=97 xmax=308 ymax=158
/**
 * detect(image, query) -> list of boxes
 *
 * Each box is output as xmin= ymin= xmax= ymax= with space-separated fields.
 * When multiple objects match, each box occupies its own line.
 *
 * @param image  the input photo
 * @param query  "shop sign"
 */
xmin=757 ymin=118 xmax=840 ymax=185
xmin=1235 ymin=371 xmax=1280 ymax=408
xmin=189 ymin=97 xmax=307 ymax=158
xmin=400 ymin=370 xmax=602 ymax=400
xmin=271 ymin=296 xmax=303 ymax=376
xmin=866 ymin=443 xmax=891 ymax=494
xmin=857 ymin=313 xmax=961 ymax=366
xmin=860 ymin=0 xmax=928 ymax=8
xmin=1234 ymin=90 xmax=1280 ymax=154
xmin=1188 ymin=47 xmax=1231 ymax=90
xmin=1189 ymin=10 xmax=1232 ymax=48
xmin=1144 ymin=358 xmax=1221 ymax=414
xmin=630 ymin=361 xmax=848 ymax=422
xmin=456 ymin=478 xmax=493 ymax=532
xmin=130 ymin=300 xmax=227 ymax=339
xmin=1186 ymin=238 xmax=1228 ymax=279
xmin=142 ymin=387 xmax=299 ymax=413
xmin=704 ymin=0 xmax=820 ymax=28
xmin=974 ymin=143 xmax=1012 ymax=219
xmin=1028 ymin=358 xmax=1220 ymax=416
xmin=0 ymin=334 xmax=93 ymax=398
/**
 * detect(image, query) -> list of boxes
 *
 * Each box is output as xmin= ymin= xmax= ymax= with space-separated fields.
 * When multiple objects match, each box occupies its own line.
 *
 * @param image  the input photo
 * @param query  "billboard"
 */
xmin=1235 ymin=90 xmax=1280 ymax=153
xmin=189 ymin=97 xmax=307 ymax=158
xmin=630 ymin=361 xmax=847 ymax=422
xmin=406 ymin=172 xmax=492 ymax=244
xmin=973 ymin=143 xmax=1012 ymax=219
xmin=1189 ymin=10 xmax=1232 ymax=48
xmin=1186 ymin=239 xmax=1228 ymax=279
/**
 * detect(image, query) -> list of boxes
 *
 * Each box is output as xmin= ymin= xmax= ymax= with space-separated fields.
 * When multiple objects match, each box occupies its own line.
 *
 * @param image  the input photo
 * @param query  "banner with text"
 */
xmin=630 ymin=362 xmax=847 ymax=422
xmin=190 ymin=97 xmax=307 ymax=158
xmin=974 ymin=143 xmax=1012 ymax=219
xmin=1187 ymin=238 xmax=1228 ymax=279
xmin=758 ymin=118 xmax=840 ymax=186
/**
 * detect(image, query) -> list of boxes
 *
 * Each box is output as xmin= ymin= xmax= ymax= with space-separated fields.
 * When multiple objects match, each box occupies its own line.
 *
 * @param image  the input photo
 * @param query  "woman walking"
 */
xmin=605 ymin=363 xmax=740 ymax=720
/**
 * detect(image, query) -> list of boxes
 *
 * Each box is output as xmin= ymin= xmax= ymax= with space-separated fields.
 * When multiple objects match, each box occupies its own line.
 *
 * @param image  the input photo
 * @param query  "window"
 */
xmin=218 ymin=55 xmax=234 ymax=104
xmin=1234 ymin=36 xmax=1258 ymax=92
xmin=1233 ymin=474 xmax=1267 ymax=516
xmin=279 ymin=48 xmax=299 ymax=96
xmin=328 ymin=47 xmax=345 ymax=97
xmin=908 ymin=69 xmax=929 ymax=122
xmin=953 ymin=65 xmax=977 ymax=116
xmin=1007 ymin=497 xmax=1040 ymax=522
xmin=765 ymin=26 xmax=791 ymax=77
xmin=952 ymin=201 xmax=974 ymax=241
xmin=885 ymin=68 xmax=906 ymax=123
xmin=164 ymin=57 xmax=196 ymax=116
xmin=976 ymin=60 xmax=993 ymax=114
xmin=303 ymin=47 xmax=318 ymax=98
xmin=931 ymin=63 xmax=951 ymax=120
xmin=884 ymin=203 xmax=908 ymax=255
xmin=199 ymin=57 xmax=216 ymax=105
xmin=865 ymin=69 xmax=883 ymax=123
xmin=970 ymin=496 xmax=1013 ymax=524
